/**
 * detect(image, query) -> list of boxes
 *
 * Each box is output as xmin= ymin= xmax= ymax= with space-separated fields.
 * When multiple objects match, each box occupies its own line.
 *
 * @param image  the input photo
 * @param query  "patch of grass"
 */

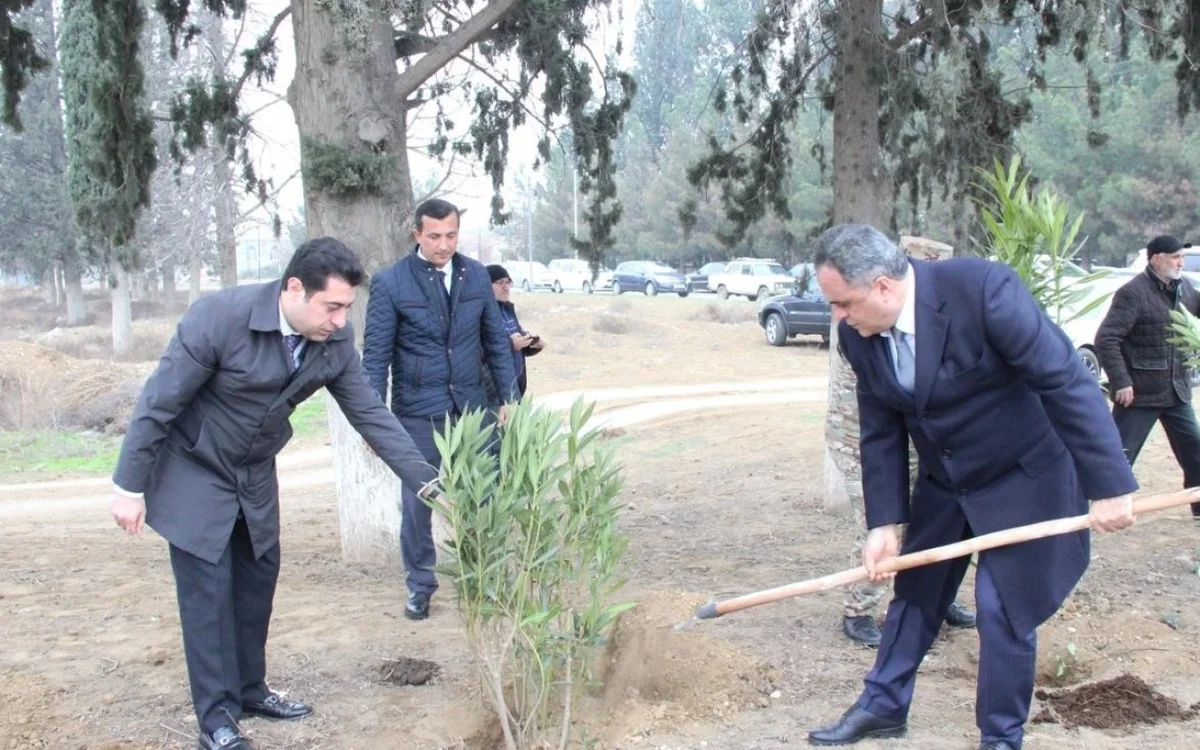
xmin=645 ymin=435 xmax=709 ymax=458
xmin=0 ymin=429 xmax=122 ymax=477
xmin=0 ymin=394 xmax=330 ymax=479
xmin=290 ymin=393 xmax=329 ymax=440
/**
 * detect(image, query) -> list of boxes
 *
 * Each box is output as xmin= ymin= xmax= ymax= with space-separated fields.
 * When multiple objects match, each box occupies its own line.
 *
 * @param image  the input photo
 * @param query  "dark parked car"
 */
xmin=758 ymin=286 xmax=832 ymax=345
xmin=686 ymin=262 xmax=727 ymax=293
xmin=612 ymin=261 xmax=689 ymax=297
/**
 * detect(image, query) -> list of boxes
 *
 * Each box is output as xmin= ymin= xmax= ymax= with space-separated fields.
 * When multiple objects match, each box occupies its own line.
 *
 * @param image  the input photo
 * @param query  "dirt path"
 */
xmin=0 ymin=377 xmax=828 ymax=517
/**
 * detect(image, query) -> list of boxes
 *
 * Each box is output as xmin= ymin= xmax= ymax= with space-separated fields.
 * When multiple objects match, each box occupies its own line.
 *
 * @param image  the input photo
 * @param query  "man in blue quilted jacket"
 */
xmin=363 ymin=198 xmax=517 ymax=620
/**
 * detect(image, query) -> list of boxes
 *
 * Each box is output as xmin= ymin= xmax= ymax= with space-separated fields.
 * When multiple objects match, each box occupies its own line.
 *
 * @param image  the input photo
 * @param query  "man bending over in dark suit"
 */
xmin=110 ymin=238 xmax=439 ymax=750
xmin=805 ymin=225 xmax=1137 ymax=750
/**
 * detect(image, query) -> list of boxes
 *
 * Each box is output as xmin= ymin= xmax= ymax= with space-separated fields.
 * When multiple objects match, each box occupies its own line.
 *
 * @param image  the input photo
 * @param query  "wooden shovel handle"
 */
xmin=694 ymin=488 xmax=1200 ymax=621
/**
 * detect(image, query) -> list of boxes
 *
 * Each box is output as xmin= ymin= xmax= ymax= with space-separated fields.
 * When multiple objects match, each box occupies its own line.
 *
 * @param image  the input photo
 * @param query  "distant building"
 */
xmin=238 ymin=233 xmax=295 ymax=282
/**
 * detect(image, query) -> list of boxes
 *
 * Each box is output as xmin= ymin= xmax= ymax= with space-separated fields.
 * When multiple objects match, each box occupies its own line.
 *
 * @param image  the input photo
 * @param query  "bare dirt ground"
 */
xmin=2 ymin=290 xmax=1200 ymax=750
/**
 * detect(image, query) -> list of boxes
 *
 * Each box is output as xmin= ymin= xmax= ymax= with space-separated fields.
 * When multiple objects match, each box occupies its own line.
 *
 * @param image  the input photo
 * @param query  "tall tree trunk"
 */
xmin=109 ymin=257 xmax=133 ymax=358
xmin=290 ymin=0 xmax=417 ymax=566
xmin=824 ymin=0 xmax=890 ymax=514
xmin=42 ymin=266 xmax=58 ymax=305
xmin=162 ymin=255 xmax=177 ymax=299
xmin=188 ymin=241 xmax=203 ymax=305
xmin=213 ymin=146 xmax=239 ymax=287
xmin=54 ymin=262 xmax=66 ymax=306
xmin=204 ymin=12 xmax=239 ymax=288
xmin=63 ymin=249 xmax=87 ymax=325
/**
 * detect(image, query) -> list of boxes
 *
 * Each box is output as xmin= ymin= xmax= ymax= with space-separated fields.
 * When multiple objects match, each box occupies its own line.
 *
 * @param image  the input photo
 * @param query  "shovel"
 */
xmin=678 ymin=487 xmax=1200 ymax=629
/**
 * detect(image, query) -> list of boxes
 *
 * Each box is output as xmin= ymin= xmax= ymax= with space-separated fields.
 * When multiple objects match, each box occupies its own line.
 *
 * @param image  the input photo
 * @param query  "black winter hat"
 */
xmin=487 ymin=264 xmax=511 ymax=283
xmin=1146 ymin=235 xmax=1192 ymax=257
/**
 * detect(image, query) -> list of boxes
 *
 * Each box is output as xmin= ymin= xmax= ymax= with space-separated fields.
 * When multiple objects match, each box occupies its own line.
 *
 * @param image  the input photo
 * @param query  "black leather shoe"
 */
xmin=405 ymin=591 xmax=430 ymax=620
xmin=945 ymin=601 xmax=977 ymax=629
xmin=198 ymin=725 xmax=255 ymax=750
xmin=808 ymin=705 xmax=906 ymax=746
xmin=242 ymin=692 xmax=312 ymax=721
xmin=842 ymin=616 xmax=882 ymax=647
xmin=979 ymin=742 xmax=1016 ymax=750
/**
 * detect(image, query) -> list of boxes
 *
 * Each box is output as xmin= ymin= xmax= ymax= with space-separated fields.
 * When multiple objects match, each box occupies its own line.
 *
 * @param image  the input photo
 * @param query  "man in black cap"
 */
xmin=486 ymin=264 xmax=544 ymax=402
xmin=1096 ymin=234 xmax=1200 ymax=521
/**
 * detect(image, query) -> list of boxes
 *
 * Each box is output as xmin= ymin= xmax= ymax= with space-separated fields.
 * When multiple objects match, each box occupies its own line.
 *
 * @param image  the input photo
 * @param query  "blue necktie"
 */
xmin=284 ymin=333 xmax=304 ymax=372
xmin=892 ymin=328 xmax=914 ymax=394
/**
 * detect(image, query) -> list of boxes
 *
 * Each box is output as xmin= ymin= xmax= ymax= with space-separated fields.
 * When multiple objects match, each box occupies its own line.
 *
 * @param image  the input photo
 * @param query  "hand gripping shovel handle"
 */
xmin=693 ymin=488 xmax=1200 ymax=621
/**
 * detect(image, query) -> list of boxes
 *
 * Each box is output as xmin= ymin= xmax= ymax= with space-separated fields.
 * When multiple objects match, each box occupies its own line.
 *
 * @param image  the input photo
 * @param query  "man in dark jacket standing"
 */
xmin=1096 ymin=234 xmax=1200 ymax=520
xmin=486 ymin=263 xmax=545 ymax=402
xmin=110 ymin=238 xmax=440 ymax=750
xmin=362 ymin=198 xmax=516 ymax=620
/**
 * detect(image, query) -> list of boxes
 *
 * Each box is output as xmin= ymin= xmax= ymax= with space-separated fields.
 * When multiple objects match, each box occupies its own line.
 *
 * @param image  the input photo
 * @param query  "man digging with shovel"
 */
xmin=805 ymin=226 xmax=1138 ymax=750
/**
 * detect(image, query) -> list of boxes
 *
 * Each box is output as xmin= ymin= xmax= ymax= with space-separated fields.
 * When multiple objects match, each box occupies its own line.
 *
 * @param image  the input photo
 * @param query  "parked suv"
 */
xmin=709 ymin=258 xmax=796 ymax=300
xmin=547 ymin=258 xmax=613 ymax=294
xmin=758 ymin=285 xmax=832 ymax=345
xmin=611 ymin=261 xmax=689 ymax=297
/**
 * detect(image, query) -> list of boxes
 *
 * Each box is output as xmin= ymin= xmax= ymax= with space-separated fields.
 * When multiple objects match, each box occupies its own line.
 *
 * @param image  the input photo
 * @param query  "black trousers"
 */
xmin=1113 ymin=400 xmax=1200 ymax=517
xmin=169 ymin=514 xmax=280 ymax=733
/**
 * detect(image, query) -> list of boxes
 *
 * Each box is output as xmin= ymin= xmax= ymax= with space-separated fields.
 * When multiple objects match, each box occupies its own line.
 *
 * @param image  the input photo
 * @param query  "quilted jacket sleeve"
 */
xmin=362 ymin=270 xmax=397 ymax=402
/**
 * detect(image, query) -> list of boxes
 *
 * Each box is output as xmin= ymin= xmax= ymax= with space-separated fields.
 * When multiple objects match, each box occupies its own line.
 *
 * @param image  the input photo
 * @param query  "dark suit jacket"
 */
xmin=840 ymin=258 xmax=1138 ymax=633
xmin=362 ymin=248 xmax=516 ymax=417
xmin=112 ymin=281 xmax=438 ymax=564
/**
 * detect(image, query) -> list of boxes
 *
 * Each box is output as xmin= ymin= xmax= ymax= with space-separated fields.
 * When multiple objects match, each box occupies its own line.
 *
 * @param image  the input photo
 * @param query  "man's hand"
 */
xmin=1090 ymin=493 xmax=1135 ymax=533
xmin=863 ymin=524 xmax=901 ymax=582
xmin=510 ymin=332 xmax=534 ymax=351
xmin=112 ymin=493 xmax=146 ymax=537
xmin=1114 ymin=386 xmax=1134 ymax=407
xmin=497 ymin=404 xmax=510 ymax=425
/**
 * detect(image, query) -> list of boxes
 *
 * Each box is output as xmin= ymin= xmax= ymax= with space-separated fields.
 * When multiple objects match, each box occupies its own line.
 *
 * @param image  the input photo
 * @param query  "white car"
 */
xmin=507 ymin=260 xmax=554 ymax=292
xmin=546 ymin=258 xmax=613 ymax=294
xmin=708 ymin=258 xmax=796 ymax=301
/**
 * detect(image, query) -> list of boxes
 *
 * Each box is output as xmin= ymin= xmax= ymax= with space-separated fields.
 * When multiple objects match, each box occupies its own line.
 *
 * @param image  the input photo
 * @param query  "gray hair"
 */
xmin=811 ymin=224 xmax=909 ymax=289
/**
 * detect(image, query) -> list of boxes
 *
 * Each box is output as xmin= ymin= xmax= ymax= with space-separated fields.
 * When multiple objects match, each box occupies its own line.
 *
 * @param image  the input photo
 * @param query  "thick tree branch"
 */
xmin=395 ymin=32 xmax=439 ymax=58
xmin=394 ymin=0 xmax=523 ymax=100
xmin=232 ymin=6 xmax=292 ymax=101
xmin=886 ymin=0 xmax=962 ymax=53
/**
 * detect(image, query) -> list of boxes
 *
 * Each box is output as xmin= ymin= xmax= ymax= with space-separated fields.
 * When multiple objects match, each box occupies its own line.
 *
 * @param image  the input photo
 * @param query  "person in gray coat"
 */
xmin=110 ymin=238 xmax=439 ymax=750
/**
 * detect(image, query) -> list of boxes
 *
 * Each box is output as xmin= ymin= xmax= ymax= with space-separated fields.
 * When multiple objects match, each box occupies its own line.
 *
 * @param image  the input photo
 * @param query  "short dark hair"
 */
xmin=282 ymin=237 xmax=366 ymax=294
xmin=415 ymin=198 xmax=461 ymax=231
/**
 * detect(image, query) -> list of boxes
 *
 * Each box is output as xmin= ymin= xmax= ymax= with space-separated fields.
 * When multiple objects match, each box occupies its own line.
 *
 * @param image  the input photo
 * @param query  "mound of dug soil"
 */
xmin=584 ymin=590 xmax=779 ymax=743
xmin=1034 ymin=674 xmax=1199 ymax=729
xmin=380 ymin=656 xmax=441 ymax=686
xmin=446 ymin=590 xmax=780 ymax=750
